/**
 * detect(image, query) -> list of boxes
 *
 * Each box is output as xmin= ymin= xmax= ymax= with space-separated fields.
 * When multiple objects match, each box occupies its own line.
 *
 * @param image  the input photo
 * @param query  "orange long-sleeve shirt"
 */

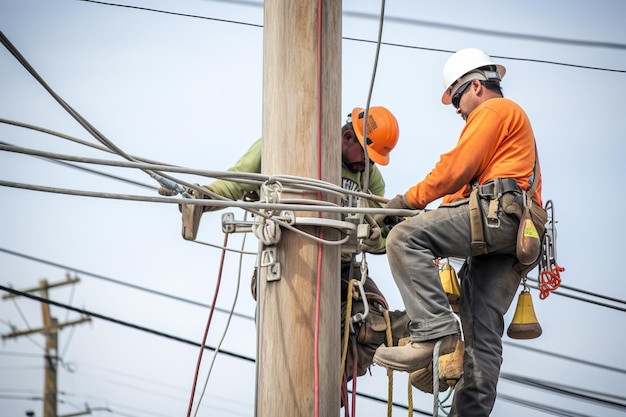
xmin=405 ymin=97 xmax=542 ymax=209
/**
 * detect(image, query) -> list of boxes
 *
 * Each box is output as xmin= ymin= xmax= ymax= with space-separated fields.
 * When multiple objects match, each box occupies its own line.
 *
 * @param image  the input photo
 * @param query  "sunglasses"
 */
xmin=451 ymin=81 xmax=472 ymax=109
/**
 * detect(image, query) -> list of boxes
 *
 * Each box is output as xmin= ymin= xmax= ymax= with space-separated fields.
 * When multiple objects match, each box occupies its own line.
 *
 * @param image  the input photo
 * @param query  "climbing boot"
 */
xmin=409 ymin=339 xmax=464 ymax=393
xmin=373 ymin=334 xmax=459 ymax=372
xmin=410 ymin=363 xmax=449 ymax=394
xmin=438 ymin=339 xmax=464 ymax=387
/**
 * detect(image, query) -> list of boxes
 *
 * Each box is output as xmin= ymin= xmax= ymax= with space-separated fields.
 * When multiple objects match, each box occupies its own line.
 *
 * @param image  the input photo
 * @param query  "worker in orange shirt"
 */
xmin=373 ymin=48 xmax=547 ymax=417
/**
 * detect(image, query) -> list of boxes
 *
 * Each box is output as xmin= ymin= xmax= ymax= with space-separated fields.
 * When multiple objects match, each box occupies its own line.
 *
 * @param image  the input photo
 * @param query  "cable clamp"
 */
xmin=260 ymin=246 xmax=281 ymax=282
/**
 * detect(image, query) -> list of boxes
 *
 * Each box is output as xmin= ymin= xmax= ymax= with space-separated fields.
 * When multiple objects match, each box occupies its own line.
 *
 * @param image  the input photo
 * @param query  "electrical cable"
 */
xmin=358 ymin=0 xmax=386 ymax=196
xmin=445 ymin=257 xmax=626 ymax=312
xmin=185 ymin=232 xmax=228 ymax=417
xmin=0 ymin=123 xmax=392 ymax=205
xmin=77 ymin=0 xmax=626 ymax=73
xmin=3 ymin=245 xmax=626 ymax=374
xmin=59 ymin=276 xmax=79 ymax=360
xmin=7 ymin=296 xmax=44 ymax=350
xmin=0 ymin=246 xmax=254 ymax=320
xmin=497 ymin=393 xmax=596 ymax=417
xmin=500 ymin=372 xmax=626 ymax=410
xmin=3 ymin=283 xmax=623 ymax=417
xmin=193 ymin=219 xmax=247 ymax=416
xmin=0 ymin=179 xmax=415 ymax=249
xmin=0 ymin=30 xmax=190 ymax=198
xmin=0 ymin=177 xmax=412 ymax=217
xmin=2 ymin=4 xmax=620 ymax=414
xmin=0 ymin=284 xmax=255 ymax=363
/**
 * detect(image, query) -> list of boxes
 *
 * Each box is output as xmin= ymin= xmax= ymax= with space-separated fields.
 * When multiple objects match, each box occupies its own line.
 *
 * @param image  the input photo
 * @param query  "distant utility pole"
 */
xmin=257 ymin=1 xmax=342 ymax=416
xmin=2 ymin=275 xmax=91 ymax=417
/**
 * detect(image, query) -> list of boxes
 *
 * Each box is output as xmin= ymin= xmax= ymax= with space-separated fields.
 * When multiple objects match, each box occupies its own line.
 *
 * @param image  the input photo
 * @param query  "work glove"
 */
xmin=359 ymin=215 xmax=384 ymax=254
xmin=373 ymin=194 xmax=413 ymax=228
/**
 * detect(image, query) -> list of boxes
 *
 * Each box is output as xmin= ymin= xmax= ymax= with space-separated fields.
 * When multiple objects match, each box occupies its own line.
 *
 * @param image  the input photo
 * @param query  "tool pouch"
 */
xmin=502 ymin=192 xmax=548 ymax=265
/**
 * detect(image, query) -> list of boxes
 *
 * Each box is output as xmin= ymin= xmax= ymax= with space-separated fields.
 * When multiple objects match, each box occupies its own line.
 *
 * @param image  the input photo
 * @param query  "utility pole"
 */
xmin=256 ymin=1 xmax=342 ymax=416
xmin=2 ymin=275 xmax=91 ymax=417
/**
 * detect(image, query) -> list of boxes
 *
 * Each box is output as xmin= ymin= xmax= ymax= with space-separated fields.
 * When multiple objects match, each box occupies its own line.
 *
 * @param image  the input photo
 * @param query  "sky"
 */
xmin=1 ymin=1 xmax=626 ymax=416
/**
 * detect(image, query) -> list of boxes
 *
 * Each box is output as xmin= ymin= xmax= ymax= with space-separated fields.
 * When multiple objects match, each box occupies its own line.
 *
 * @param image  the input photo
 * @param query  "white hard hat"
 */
xmin=441 ymin=48 xmax=506 ymax=105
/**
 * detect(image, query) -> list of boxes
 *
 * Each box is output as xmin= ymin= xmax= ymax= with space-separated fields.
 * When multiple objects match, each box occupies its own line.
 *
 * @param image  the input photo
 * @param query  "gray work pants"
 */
xmin=386 ymin=195 xmax=522 ymax=417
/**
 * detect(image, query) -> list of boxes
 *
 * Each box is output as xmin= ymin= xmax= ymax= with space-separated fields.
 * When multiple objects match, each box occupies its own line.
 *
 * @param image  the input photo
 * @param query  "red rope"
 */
xmin=185 ymin=233 xmax=229 ymax=417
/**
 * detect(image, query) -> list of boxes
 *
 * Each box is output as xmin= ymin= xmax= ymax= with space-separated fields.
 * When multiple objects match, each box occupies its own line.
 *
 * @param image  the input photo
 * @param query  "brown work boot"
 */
xmin=409 ymin=363 xmax=449 ymax=394
xmin=438 ymin=339 xmax=464 ymax=387
xmin=410 ymin=338 xmax=465 ymax=393
xmin=373 ymin=334 xmax=459 ymax=372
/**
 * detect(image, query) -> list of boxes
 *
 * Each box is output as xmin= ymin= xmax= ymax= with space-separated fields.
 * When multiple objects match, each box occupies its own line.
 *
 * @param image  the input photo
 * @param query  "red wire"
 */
xmin=314 ymin=1 xmax=324 ymax=416
xmin=351 ymin=341 xmax=358 ymax=416
xmin=185 ymin=233 xmax=229 ymax=417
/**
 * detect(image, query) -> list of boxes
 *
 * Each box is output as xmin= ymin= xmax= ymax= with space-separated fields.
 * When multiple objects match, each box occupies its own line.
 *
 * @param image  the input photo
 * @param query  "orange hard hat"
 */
xmin=350 ymin=106 xmax=399 ymax=166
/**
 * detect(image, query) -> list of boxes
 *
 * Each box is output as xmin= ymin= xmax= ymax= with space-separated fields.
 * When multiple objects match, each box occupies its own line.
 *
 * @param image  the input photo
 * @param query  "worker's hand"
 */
xmin=158 ymin=187 xmax=177 ymax=196
xmin=177 ymin=185 xmax=212 ymax=213
xmin=373 ymin=194 xmax=412 ymax=227
xmin=360 ymin=215 xmax=384 ymax=254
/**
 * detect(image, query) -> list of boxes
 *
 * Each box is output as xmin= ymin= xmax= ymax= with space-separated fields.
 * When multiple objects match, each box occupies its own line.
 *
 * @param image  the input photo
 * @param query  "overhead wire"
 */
xmin=1 ymin=129 xmax=414 ymax=247
xmin=0 ymin=30 xmax=191 ymax=199
xmin=2 ymin=3 xmax=625 ymax=416
xmin=5 ymin=245 xmax=624 ymax=377
xmin=500 ymin=372 xmax=626 ymax=410
xmin=0 ymin=284 xmax=255 ymax=363
xmin=5 ymin=283 xmax=615 ymax=417
xmin=78 ymin=0 xmax=626 ymax=73
xmin=5 ymin=123 xmax=624 ymax=311
xmin=497 ymin=393 xmax=596 ymax=417
xmin=3 ymin=132 xmax=624 ymax=316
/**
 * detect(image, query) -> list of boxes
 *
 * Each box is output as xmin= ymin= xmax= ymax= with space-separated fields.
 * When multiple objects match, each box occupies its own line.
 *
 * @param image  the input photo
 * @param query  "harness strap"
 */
xmin=469 ymin=188 xmax=487 ymax=256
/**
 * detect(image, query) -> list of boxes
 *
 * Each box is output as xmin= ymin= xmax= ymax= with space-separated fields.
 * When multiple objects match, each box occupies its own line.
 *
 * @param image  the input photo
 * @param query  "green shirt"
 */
xmin=204 ymin=138 xmax=388 ymax=255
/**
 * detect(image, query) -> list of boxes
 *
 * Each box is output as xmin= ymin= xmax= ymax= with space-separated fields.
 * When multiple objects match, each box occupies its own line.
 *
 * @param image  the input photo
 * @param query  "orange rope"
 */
xmin=539 ymin=263 xmax=564 ymax=299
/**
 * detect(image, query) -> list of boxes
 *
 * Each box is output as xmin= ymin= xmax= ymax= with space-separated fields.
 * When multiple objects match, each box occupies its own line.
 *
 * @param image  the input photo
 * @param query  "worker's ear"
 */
xmin=342 ymin=128 xmax=355 ymax=144
xmin=472 ymin=79 xmax=482 ymax=94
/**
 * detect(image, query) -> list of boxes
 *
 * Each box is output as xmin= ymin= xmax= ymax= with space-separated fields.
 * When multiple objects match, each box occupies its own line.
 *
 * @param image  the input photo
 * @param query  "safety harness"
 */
xmin=469 ymin=147 xmax=544 ymax=258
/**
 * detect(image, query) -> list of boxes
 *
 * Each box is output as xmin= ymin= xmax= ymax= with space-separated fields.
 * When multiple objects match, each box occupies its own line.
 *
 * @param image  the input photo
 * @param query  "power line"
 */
xmin=498 ymin=393 xmax=595 ymax=417
xmin=501 ymin=372 xmax=626 ymax=410
xmin=77 ymin=0 xmax=626 ymax=73
xmin=0 ymin=141 xmax=158 ymax=192
xmin=503 ymin=341 xmax=626 ymax=375
xmin=0 ymin=247 xmax=254 ymax=322
xmin=0 ymin=284 xmax=255 ymax=364
xmin=4 ymin=283 xmax=618 ymax=417
xmin=3 ymin=245 xmax=626 ymax=380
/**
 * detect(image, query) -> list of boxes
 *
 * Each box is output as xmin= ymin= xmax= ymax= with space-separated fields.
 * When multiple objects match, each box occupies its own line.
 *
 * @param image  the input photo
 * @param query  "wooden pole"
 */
xmin=39 ymin=280 xmax=58 ymax=417
xmin=2 ymin=277 xmax=91 ymax=417
xmin=257 ymin=1 xmax=341 ymax=416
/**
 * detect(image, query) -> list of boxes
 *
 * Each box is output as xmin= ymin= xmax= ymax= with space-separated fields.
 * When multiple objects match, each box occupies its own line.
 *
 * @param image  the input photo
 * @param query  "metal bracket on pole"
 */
xmin=260 ymin=245 xmax=281 ymax=282
xmin=222 ymin=212 xmax=255 ymax=234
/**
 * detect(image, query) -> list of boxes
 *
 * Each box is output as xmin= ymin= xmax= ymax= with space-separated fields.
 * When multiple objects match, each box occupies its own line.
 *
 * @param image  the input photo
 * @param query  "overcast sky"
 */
xmin=1 ymin=1 xmax=626 ymax=417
